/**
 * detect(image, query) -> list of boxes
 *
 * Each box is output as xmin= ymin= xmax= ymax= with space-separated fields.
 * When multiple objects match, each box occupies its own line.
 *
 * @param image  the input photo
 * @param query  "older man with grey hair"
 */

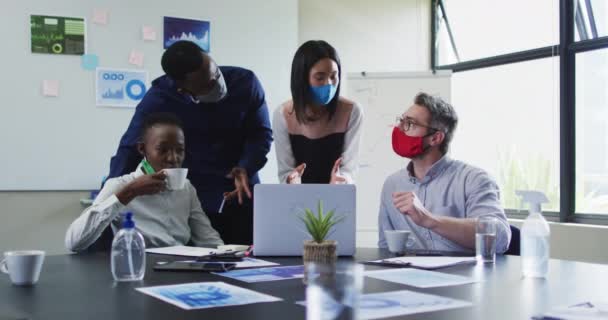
xmin=378 ymin=92 xmax=511 ymax=253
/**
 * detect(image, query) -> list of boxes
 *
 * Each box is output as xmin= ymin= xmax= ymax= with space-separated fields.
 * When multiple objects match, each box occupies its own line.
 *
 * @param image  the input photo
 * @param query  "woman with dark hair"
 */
xmin=273 ymin=40 xmax=363 ymax=184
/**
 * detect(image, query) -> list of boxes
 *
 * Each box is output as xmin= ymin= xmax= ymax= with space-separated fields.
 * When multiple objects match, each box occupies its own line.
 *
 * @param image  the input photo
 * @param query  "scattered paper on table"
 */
xmin=231 ymin=258 xmax=278 ymax=269
xmin=164 ymin=258 xmax=279 ymax=269
xmin=137 ymin=282 xmax=281 ymax=310
xmin=214 ymin=265 xmax=304 ymax=283
xmin=142 ymin=26 xmax=157 ymax=41
xmin=296 ymin=290 xmax=471 ymax=319
xmin=81 ymin=54 xmax=99 ymax=70
xmin=146 ymin=246 xmax=221 ymax=257
xmin=365 ymin=268 xmax=478 ymax=288
xmin=92 ymin=8 xmax=108 ymax=25
xmin=128 ymin=50 xmax=144 ymax=67
xmin=538 ymin=301 xmax=608 ymax=320
xmin=42 ymin=80 xmax=59 ymax=97
xmin=367 ymin=256 xmax=476 ymax=270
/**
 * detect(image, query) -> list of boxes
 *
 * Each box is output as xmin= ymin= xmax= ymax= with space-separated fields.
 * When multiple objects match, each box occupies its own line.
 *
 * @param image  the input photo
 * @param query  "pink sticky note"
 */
xmin=142 ymin=26 xmax=157 ymax=41
xmin=128 ymin=50 xmax=144 ymax=67
xmin=42 ymin=80 xmax=59 ymax=97
xmin=92 ymin=8 xmax=109 ymax=25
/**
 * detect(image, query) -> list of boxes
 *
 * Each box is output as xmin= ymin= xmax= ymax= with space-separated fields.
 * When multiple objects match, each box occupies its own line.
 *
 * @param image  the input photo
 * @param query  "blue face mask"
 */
xmin=310 ymin=84 xmax=337 ymax=106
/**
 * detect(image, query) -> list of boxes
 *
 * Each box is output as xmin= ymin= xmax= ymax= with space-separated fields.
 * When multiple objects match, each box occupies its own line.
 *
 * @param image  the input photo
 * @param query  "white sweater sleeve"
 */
xmin=339 ymin=103 xmax=364 ymax=184
xmin=272 ymin=106 xmax=297 ymax=183
xmin=188 ymin=183 xmax=225 ymax=247
xmin=64 ymin=179 xmax=126 ymax=252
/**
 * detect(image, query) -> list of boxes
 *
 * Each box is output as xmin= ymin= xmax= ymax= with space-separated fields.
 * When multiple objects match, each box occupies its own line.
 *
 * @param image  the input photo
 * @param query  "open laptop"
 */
xmin=253 ymin=184 xmax=356 ymax=256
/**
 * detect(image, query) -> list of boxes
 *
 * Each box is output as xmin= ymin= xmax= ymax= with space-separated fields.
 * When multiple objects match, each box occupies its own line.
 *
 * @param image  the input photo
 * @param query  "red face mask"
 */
xmin=391 ymin=126 xmax=432 ymax=158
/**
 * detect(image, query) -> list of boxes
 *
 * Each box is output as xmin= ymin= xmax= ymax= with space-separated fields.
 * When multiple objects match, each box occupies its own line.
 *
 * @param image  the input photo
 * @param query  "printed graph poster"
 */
xmin=31 ymin=15 xmax=85 ymax=55
xmin=136 ymin=282 xmax=281 ymax=310
xmin=96 ymin=68 xmax=148 ymax=108
xmin=164 ymin=16 xmax=210 ymax=52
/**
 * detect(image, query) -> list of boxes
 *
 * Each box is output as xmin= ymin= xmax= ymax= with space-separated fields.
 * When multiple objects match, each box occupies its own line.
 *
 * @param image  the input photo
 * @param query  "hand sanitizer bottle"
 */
xmin=111 ymin=212 xmax=146 ymax=281
xmin=516 ymin=190 xmax=550 ymax=278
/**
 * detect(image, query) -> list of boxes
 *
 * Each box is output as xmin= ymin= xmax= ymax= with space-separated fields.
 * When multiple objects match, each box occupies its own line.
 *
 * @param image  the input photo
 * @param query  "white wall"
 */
xmin=0 ymin=0 xmax=297 ymax=253
xmin=0 ymin=192 xmax=86 ymax=255
xmin=299 ymin=0 xmax=430 ymax=73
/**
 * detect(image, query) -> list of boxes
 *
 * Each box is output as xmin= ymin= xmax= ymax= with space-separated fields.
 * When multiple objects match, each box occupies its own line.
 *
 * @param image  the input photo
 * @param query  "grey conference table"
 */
xmin=2 ymin=248 xmax=607 ymax=320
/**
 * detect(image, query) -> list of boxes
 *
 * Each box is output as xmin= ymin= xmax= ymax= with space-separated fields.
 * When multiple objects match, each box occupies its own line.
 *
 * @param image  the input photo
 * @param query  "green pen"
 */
xmin=140 ymin=159 xmax=155 ymax=174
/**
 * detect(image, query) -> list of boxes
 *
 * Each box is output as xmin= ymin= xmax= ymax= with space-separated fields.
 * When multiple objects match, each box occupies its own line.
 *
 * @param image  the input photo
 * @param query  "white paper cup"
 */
xmin=164 ymin=168 xmax=188 ymax=190
xmin=384 ymin=230 xmax=411 ymax=254
xmin=1 ymin=250 xmax=45 ymax=286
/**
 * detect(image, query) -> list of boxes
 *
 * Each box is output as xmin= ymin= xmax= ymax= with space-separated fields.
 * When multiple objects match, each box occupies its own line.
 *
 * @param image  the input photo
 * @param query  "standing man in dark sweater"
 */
xmin=108 ymin=40 xmax=273 ymax=245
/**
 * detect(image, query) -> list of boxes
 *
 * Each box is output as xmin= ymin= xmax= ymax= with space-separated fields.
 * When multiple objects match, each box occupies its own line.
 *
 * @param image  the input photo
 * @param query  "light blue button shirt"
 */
xmin=378 ymin=156 xmax=511 ymax=254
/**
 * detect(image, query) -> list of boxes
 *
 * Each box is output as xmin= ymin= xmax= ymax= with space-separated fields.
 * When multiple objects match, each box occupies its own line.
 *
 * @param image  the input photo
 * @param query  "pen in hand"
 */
xmin=218 ymin=198 xmax=226 ymax=214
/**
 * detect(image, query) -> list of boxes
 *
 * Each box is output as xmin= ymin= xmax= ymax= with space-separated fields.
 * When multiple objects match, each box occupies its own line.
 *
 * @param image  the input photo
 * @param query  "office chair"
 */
xmin=86 ymin=226 xmax=114 ymax=252
xmin=504 ymin=225 xmax=521 ymax=256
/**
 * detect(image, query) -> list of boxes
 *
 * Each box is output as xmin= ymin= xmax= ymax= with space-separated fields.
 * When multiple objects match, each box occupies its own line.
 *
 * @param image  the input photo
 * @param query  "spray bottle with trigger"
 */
xmin=516 ymin=190 xmax=550 ymax=278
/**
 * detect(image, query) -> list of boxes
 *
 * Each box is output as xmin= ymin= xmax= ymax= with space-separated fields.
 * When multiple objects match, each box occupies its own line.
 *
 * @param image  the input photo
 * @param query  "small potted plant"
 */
xmin=300 ymin=200 xmax=345 ymax=269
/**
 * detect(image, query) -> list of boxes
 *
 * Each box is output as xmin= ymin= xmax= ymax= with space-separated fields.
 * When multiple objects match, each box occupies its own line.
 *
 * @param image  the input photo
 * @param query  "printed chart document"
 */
xmin=228 ymin=258 xmax=279 ymax=269
xmin=365 ymin=256 xmax=477 ymax=270
xmin=137 ymin=282 xmax=281 ymax=310
xmin=146 ymin=246 xmax=221 ymax=257
xmin=297 ymin=290 xmax=471 ymax=319
xmin=535 ymin=301 xmax=608 ymax=320
xmin=214 ymin=265 xmax=305 ymax=283
xmin=365 ymin=268 xmax=478 ymax=288
xmin=158 ymin=258 xmax=279 ymax=269
xmin=147 ymin=246 xmax=278 ymax=269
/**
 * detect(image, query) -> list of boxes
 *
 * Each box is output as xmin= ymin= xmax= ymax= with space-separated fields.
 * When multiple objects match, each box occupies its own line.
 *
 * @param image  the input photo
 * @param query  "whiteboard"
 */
xmin=0 ymin=0 xmax=296 ymax=190
xmin=346 ymin=71 xmax=451 ymax=235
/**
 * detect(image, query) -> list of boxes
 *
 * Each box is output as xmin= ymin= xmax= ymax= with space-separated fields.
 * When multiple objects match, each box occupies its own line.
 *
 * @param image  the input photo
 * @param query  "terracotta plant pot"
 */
xmin=303 ymin=240 xmax=337 ymax=283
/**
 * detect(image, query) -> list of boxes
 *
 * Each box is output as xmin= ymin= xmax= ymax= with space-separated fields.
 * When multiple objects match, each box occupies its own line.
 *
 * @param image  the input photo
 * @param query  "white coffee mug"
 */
xmin=1 ymin=250 xmax=45 ymax=285
xmin=164 ymin=168 xmax=188 ymax=190
xmin=384 ymin=230 xmax=411 ymax=254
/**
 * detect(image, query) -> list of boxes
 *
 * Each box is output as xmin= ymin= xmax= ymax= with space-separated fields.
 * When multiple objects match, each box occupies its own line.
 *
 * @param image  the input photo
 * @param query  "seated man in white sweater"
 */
xmin=65 ymin=113 xmax=223 ymax=252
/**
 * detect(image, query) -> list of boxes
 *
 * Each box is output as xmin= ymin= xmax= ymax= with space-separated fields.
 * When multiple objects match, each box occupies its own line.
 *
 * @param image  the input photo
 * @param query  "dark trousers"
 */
xmin=207 ymin=198 xmax=253 ymax=245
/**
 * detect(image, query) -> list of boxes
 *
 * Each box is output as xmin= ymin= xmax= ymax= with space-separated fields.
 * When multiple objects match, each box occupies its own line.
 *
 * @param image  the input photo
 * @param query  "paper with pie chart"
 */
xmin=357 ymin=290 xmax=471 ymax=319
xmin=137 ymin=282 xmax=281 ymax=310
xmin=297 ymin=289 xmax=471 ymax=319
xmin=96 ymin=68 xmax=148 ymax=107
